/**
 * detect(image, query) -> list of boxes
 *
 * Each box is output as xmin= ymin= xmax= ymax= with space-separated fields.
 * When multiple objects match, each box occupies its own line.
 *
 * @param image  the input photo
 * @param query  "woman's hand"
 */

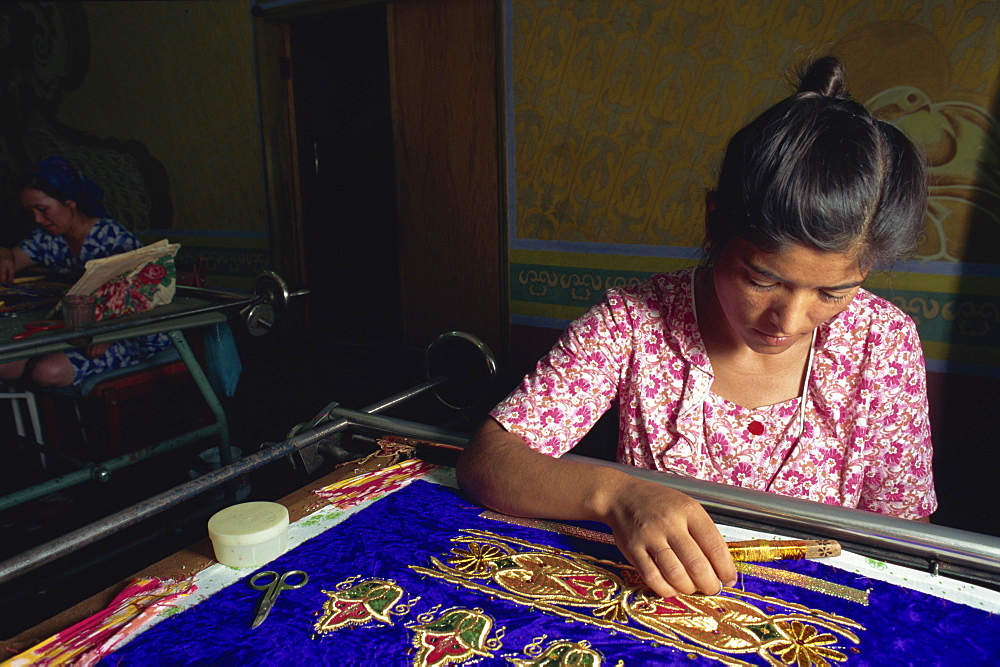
xmin=603 ymin=478 xmax=737 ymax=598
xmin=0 ymin=249 xmax=16 ymax=283
xmin=0 ymin=246 xmax=34 ymax=283
xmin=458 ymin=418 xmax=736 ymax=599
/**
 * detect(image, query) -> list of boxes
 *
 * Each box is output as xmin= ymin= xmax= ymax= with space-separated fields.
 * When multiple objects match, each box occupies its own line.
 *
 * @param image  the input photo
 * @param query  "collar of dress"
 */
xmin=675 ymin=268 xmax=814 ymax=442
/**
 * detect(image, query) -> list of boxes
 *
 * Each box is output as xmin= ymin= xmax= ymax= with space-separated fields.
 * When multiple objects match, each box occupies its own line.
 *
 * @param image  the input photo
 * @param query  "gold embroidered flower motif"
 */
xmin=592 ymin=599 xmax=630 ymax=623
xmin=447 ymin=543 xmax=506 ymax=575
xmin=769 ymin=620 xmax=848 ymax=666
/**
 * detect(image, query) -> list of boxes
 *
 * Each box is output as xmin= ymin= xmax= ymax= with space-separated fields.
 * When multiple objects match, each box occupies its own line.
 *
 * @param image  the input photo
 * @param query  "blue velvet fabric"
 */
xmin=103 ymin=480 xmax=1000 ymax=665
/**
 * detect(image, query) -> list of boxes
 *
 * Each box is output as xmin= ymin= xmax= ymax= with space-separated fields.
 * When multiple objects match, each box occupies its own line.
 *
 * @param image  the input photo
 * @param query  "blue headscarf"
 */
xmin=28 ymin=156 xmax=109 ymax=217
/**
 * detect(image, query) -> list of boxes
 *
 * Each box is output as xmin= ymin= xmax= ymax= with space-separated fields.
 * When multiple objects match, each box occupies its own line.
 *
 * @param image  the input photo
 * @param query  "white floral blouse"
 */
xmin=492 ymin=268 xmax=937 ymax=519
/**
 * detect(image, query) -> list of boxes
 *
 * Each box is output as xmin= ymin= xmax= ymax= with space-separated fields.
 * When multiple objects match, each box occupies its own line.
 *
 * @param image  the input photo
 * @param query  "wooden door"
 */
xmin=255 ymin=0 xmax=507 ymax=360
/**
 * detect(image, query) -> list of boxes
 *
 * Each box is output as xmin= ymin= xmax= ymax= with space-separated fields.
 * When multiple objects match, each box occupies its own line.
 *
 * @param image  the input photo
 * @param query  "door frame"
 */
xmin=252 ymin=0 xmax=508 ymax=362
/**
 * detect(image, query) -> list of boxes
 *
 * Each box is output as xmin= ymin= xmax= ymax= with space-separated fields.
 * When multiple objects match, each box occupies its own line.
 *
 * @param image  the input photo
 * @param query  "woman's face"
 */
xmin=20 ymin=188 xmax=77 ymax=236
xmin=709 ymin=238 xmax=866 ymax=354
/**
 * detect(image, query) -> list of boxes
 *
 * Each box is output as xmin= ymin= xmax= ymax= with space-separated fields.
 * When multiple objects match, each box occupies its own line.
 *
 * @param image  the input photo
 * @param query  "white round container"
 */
xmin=207 ymin=501 xmax=289 ymax=567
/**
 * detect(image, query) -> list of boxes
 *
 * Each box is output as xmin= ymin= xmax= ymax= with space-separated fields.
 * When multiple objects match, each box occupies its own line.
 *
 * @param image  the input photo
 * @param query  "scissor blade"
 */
xmin=251 ymin=597 xmax=275 ymax=629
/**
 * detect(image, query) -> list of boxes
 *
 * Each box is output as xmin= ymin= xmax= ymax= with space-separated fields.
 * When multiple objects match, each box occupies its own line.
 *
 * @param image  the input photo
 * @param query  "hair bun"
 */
xmin=796 ymin=56 xmax=850 ymax=98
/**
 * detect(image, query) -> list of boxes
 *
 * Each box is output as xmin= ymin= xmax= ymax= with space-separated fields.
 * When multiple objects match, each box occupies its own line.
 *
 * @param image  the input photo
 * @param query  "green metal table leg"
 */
xmin=0 ymin=328 xmax=231 ymax=512
xmin=167 ymin=330 xmax=231 ymax=465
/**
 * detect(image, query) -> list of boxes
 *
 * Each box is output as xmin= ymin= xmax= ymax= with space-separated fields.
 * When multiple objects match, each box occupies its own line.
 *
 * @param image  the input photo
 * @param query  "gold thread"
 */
xmin=728 ymin=539 xmax=809 ymax=561
xmin=734 ymin=563 xmax=870 ymax=606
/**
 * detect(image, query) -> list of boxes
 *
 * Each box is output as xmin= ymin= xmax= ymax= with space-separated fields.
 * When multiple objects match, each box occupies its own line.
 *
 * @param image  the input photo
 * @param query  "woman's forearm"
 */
xmin=456 ymin=418 xmax=628 ymax=524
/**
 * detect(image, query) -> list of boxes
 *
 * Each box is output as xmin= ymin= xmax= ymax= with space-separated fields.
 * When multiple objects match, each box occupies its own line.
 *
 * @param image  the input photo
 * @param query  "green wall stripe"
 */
xmin=509 ymin=264 xmax=999 ymax=366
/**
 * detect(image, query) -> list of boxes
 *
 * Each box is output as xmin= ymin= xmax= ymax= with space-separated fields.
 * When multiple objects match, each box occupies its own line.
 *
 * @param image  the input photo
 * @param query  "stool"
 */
xmin=0 ymin=381 xmax=47 ymax=467
xmin=37 ymin=347 xmax=202 ymax=452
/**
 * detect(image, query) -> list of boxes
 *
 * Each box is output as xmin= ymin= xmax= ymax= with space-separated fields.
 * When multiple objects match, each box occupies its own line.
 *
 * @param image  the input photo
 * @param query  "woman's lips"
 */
xmin=755 ymin=329 xmax=796 ymax=346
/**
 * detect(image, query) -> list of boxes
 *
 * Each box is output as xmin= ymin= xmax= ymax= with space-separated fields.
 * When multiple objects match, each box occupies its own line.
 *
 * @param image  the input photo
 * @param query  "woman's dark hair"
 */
xmin=707 ymin=56 xmax=927 ymax=270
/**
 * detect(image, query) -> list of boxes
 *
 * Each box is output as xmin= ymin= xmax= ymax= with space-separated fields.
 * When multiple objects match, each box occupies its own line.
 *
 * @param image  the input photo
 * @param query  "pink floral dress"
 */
xmin=492 ymin=268 xmax=937 ymax=519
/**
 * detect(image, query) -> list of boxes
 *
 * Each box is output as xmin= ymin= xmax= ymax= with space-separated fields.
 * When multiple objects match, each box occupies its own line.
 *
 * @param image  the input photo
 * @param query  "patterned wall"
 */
xmin=507 ymin=0 xmax=1000 ymax=375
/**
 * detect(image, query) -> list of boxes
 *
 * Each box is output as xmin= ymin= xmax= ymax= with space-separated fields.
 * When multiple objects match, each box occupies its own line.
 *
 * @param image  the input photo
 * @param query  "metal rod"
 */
xmin=0 ymin=423 xmax=225 ymax=512
xmin=569 ymin=455 xmax=1000 ymax=582
xmin=4 ymin=399 xmax=999 ymax=589
xmin=168 ymin=330 xmax=231 ymax=464
xmin=0 ymin=424 xmax=343 ymax=584
xmin=361 ymin=376 xmax=447 ymax=414
xmin=326 ymin=407 xmax=470 ymax=447
xmin=0 ymin=379 xmax=451 ymax=584
xmin=0 ymin=300 xmax=239 ymax=360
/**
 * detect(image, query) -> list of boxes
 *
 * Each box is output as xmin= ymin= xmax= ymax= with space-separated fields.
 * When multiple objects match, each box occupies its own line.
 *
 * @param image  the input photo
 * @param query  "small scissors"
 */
xmin=12 ymin=320 xmax=64 ymax=340
xmin=248 ymin=570 xmax=308 ymax=629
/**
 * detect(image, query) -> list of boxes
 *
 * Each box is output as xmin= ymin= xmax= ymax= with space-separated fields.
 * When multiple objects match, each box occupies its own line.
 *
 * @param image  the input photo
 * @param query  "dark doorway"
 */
xmin=289 ymin=5 xmax=401 ymax=345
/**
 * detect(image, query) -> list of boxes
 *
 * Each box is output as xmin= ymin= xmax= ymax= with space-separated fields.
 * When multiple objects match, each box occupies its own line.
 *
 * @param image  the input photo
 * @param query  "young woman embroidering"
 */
xmin=458 ymin=56 xmax=936 ymax=600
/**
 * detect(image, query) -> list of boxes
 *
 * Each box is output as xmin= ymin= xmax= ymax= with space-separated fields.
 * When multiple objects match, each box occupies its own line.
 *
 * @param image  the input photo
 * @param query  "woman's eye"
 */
xmin=821 ymin=291 xmax=848 ymax=303
xmin=747 ymin=276 xmax=775 ymax=290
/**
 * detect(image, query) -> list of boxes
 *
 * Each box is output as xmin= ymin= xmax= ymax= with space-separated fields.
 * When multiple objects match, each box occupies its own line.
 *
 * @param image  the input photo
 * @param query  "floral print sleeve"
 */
xmin=491 ymin=292 xmax=635 ymax=456
xmin=855 ymin=312 xmax=937 ymax=519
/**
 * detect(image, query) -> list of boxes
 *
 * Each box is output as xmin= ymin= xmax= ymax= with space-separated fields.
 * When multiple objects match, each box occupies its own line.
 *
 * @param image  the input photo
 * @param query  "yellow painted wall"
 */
xmin=55 ymin=1 xmax=268 ymax=286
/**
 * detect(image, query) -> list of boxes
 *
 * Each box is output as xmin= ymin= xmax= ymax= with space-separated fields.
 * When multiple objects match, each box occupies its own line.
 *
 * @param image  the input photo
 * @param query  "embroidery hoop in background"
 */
xmin=423 ymin=331 xmax=499 ymax=411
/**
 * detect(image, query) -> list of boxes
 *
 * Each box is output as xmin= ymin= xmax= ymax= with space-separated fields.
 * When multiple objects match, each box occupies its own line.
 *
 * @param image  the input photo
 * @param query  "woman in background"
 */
xmin=458 ymin=57 xmax=936 ymax=600
xmin=0 ymin=156 xmax=170 ymax=387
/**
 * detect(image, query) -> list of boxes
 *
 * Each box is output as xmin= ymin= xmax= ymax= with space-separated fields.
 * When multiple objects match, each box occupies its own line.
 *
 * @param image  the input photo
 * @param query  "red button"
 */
xmin=748 ymin=421 xmax=765 ymax=436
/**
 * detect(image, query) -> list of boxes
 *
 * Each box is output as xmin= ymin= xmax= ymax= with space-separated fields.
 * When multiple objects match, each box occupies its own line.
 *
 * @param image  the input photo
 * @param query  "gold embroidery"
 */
xmin=734 ymin=563 xmax=870 ymax=606
xmin=770 ymin=620 xmax=849 ymax=665
xmin=313 ymin=577 xmax=409 ymax=636
xmin=481 ymin=510 xmax=868 ymax=603
xmin=481 ymin=510 xmax=617 ymax=545
xmin=411 ymin=530 xmax=864 ymax=666
xmin=407 ymin=606 xmax=504 ymax=666
xmin=509 ymin=636 xmax=606 ymax=666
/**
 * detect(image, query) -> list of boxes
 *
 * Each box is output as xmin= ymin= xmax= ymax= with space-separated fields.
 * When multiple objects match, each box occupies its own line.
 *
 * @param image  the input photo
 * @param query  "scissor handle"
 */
xmin=249 ymin=570 xmax=279 ymax=590
xmin=277 ymin=570 xmax=308 ymax=590
xmin=11 ymin=320 xmax=65 ymax=340
xmin=249 ymin=570 xmax=308 ymax=591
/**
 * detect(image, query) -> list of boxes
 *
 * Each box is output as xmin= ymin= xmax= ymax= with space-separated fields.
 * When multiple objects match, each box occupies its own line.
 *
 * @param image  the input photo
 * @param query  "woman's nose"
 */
xmin=769 ymin=292 xmax=811 ymax=335
xmin=31 ymin=210 xmax=44 ymax=224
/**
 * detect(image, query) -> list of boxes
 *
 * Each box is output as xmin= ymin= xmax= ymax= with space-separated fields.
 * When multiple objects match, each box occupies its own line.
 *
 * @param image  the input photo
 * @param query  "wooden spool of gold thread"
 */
xmin=727 ymin=539 xmax=841 ymax=562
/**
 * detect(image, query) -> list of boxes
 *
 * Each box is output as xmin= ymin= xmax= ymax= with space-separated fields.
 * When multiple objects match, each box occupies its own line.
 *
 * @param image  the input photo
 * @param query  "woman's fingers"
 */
xmin=652 ymin=545 xmax=699 ymax=594
xmin=631 ymin=547 xmax=682 ymax=599
xmin=625 ymin=537 xmax=726 ymax=598
xmin=696 ymin=527 xmax=739 ymax=588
